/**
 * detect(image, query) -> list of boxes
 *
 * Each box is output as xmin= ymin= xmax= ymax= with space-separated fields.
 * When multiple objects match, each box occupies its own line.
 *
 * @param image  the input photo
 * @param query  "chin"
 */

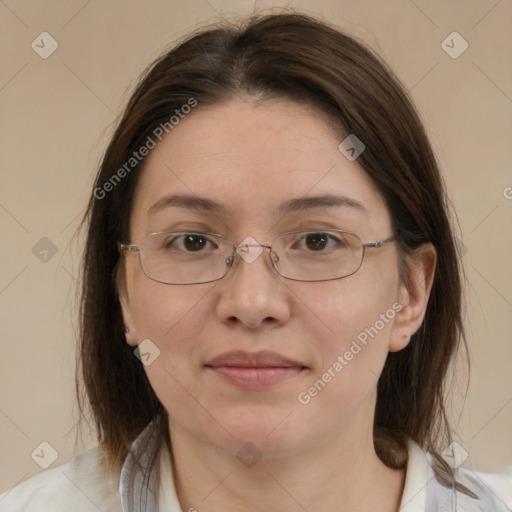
xmin=208 ymin=411 xmax=313 ymax=459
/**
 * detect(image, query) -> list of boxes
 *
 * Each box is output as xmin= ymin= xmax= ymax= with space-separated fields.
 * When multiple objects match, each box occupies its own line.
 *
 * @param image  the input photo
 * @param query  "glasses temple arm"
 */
xmin=117 ymin=242 xmax=140 ymax=253
xmin=365 ymin=236 xmax=396 ymax=249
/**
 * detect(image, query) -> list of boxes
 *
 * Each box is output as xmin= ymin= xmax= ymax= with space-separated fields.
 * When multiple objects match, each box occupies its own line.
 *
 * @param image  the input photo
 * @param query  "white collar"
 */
xmin=158 ymin=442 xmax=182 ymax=511
xmin=120 ymin=422 xmax=508 ymax=512
xmin=399 ymin=438 xmax=430 ymax=511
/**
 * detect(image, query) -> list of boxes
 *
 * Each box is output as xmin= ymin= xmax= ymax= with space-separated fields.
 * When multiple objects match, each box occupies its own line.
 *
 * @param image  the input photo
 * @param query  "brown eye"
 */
xmin=305 ymin=233 xmax=329 ymax=251
xmin=183 ymin=234 xmax=208 ymax=251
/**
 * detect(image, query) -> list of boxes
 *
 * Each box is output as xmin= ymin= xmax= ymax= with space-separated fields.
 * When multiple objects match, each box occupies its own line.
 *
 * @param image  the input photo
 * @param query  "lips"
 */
xmin=205 ymin=350 xmax=307 ymax=369
xmin=204 ymin=350 xmax=308 ymax=390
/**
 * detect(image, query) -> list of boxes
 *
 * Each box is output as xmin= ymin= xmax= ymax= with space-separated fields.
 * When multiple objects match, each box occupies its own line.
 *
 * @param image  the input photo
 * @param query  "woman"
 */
xmin=1 ymin=12 xmax=510 ymax=512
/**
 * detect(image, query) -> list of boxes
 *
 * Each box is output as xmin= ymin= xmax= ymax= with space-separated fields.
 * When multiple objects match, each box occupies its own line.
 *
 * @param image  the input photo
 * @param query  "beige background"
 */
xmin=1 ymin=0 xmax=511 ymax=493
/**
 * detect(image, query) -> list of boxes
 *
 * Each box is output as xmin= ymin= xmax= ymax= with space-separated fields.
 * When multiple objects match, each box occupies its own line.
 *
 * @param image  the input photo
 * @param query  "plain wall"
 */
xmin=1 ymin=0 xmax=511 ymax=493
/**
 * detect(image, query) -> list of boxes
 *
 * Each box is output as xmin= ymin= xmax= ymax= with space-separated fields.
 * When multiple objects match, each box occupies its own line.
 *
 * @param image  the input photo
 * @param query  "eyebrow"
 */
xmin=147 ymin=194 xmax=228 ymax=216
xmin=277 ymin=194 xmax=368 ymax=215
xmin=147 ymin=193 xmax=368 ymax=217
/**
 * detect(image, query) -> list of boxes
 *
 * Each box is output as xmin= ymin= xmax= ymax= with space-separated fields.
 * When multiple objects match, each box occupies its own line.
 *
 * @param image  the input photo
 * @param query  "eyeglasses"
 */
xmin=118 ymin=229 xmax=396 ymax=285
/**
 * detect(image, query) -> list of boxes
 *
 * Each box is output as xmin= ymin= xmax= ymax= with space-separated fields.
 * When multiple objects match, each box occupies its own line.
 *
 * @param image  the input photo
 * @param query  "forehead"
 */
xmin=130 ymin=98 xmax=391 ymax=236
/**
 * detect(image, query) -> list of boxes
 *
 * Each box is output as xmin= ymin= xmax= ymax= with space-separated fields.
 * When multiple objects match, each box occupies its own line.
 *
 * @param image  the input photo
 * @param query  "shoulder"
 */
xmin=424 ymin=450 xmax=512 ymax=511
xmin=472 ymin=465 xmax=512 ymax=511
xmin=402 ymin=439 xmax=511 ymax=511
xmin=0 ymin=446 xmax=122 ymax=512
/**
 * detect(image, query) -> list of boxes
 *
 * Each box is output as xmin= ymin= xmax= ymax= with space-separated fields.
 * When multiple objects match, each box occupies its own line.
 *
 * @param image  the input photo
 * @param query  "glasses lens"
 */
xmin=139 ymin=232 xmax=232 ymax=284
xmin=272 ymin=230 xmax=363 ymax=281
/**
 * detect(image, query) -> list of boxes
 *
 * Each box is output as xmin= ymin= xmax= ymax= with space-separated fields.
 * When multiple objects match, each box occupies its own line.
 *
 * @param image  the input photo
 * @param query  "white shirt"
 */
xmin=1 ymin=421 xmax=511 ymax=511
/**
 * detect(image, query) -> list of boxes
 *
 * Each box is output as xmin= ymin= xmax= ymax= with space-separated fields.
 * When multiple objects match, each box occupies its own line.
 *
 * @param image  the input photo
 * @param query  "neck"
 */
xmin=167 ymin=418 xmax=406 ymax=512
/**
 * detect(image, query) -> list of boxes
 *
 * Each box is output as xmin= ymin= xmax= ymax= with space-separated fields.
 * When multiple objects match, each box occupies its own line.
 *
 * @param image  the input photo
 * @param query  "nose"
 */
xmin=215 ymin=242 xmax=291 ymax=329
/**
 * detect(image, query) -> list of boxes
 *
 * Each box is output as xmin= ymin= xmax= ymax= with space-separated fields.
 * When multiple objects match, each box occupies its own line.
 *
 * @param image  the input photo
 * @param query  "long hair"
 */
xmin=77 ymin=12 xmax=468 ymax=489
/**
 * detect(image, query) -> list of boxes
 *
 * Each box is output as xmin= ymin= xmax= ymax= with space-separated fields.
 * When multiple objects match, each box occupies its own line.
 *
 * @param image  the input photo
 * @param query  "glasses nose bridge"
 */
xmin=227 ymin=241 xmax=278 ymax=272
xmin=232 ymin=241 xmax=272 ymax=249
xmin=255 ymin=242 xmax=273 ymax=252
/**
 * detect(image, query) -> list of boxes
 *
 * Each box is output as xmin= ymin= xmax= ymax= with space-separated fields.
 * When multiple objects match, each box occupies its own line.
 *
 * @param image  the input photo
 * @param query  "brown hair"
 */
xmin=78 ymin=11 xmax=469 ymax=490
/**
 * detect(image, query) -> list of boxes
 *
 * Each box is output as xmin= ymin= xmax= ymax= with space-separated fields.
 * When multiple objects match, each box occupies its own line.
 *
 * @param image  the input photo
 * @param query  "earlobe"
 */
xmin=389 ymin=330 xmax=413 ymax=353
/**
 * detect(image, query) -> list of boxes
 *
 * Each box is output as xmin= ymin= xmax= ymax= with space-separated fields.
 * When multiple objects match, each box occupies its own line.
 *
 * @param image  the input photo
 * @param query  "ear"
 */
xmin=389 ymin=243 xmax=437 ymax=352
xmin=116 ymin=261 xmax=139 ymax=347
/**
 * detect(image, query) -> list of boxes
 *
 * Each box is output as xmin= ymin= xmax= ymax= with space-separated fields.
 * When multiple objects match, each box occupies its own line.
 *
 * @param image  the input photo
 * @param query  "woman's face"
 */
xmin=119 ymin=97 xmax=418 ymax=458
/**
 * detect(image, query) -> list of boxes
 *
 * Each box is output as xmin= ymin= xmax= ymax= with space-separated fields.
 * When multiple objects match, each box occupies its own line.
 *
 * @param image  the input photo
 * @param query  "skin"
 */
xmin=118 ymin=97 xmax=436 ymax=512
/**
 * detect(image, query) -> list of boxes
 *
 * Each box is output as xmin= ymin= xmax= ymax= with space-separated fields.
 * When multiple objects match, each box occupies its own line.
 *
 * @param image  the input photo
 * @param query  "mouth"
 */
xmin=204 ymin=350 xmax=308 ymax=390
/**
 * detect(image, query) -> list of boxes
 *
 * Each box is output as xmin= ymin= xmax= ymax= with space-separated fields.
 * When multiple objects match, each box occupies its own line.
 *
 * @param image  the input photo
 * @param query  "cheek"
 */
xmin=128 ymin=276 xmax=217 ymax=378
xmin=302 ymin=274 xmax=399 ymax=388
xmin=128 ymin=280 xmax=218 ymax=419
xmin=128 ymin=268 xmax=212 ymax=337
